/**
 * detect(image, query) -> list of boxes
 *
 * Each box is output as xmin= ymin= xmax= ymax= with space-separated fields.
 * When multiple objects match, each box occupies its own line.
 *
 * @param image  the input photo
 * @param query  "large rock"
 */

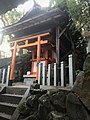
xmin=18 ymin=89 xmax=47 ymax=119
xmin=49 ymin=111 xmax=69 ymax=120
xmin=18 ymin=101 xmax=34 ymax=117
xmin=38 ymin=90 xmax=70 ymax=120
xmin=66 ymin=92 xmax=90 ymax=120
xmin=38 ymin=103 xmax=49 ymax=120
xmin=19 ymin=112 xmax=39 ymax=120
xmin=26 ymin=89 xmax=48 ymax=112
xmin=38 ymin=94 xmax=54 ymax=120
xmin=50 ymin=91 xmax=68 ymax=113
xmin=26 ymin=95 xmax=38 ymax=109
xmin=39 ymin=94 xmax=53 ymax=111
xmin=72 ymin=71 xmax=84 ymax=93
xmin=83 ymin=53 xmax=90 ymax=71
xmin=72 ymin=54 xmax=90 ymax=112
xmin=30 ymin=89 xmax=47 ymax=95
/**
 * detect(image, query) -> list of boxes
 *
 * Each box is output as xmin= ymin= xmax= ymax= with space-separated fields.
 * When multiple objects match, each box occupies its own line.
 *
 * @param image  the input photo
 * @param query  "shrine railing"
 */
xmin=0 ymin=65 xmax=11 ymax=86
xmin=38 ymin=54 xmax=74 ymax=87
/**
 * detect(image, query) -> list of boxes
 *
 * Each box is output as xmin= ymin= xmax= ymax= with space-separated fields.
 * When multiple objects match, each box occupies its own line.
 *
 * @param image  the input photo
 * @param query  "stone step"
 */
xmin=40 ymin=85 xmax=71 ymax=91
xmin=0 ymin=112 xmax=11 ymax=120
xmin=0 ymin=86 xmax=29 ymax=120
xmin=0 ymin=102 xmax=18 ymax=115
xmin=3 ymin=86 xmax=28 ymax=95
xmin=0 ymin=94 xmax=23 ymax=104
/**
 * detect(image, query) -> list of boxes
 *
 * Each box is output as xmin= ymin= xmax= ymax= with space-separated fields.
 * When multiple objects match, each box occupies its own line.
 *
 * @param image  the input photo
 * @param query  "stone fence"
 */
xmin=38 ymin=54 xmax=74 ymax=87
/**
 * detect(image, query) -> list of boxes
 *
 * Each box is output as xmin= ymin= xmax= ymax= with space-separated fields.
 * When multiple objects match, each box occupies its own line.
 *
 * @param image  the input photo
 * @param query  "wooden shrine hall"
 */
xmin=1 ymin=1 xmax=74 ymax=86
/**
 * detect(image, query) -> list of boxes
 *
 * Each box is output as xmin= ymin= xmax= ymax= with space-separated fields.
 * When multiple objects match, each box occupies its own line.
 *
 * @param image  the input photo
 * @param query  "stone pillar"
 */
xmin=6 ymin=65 xmax=11 ymax=86
xmin=0 ymin=69 xmax=1 ymax=83
xmin=2 ymin=68 xmax=5 ymax=84
xmin=42 ymin=61 xmax=46 ymax=85
xmin=54 ymin=63 xmax=57 ymax=86
xmin=61 ymin=61 xmax=64 ymax=87
xmin=47 ymin=64 xmax=52 ymax=86
xmin=38 ymin=63 xmax=42 ymax=85
xmin=69 ymin=54 xmax=73 ymax=87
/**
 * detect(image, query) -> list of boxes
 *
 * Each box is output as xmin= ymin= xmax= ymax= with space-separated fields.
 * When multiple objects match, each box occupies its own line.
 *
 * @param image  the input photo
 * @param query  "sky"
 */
xmin=17 ymin=0 xmax=50 ymax=12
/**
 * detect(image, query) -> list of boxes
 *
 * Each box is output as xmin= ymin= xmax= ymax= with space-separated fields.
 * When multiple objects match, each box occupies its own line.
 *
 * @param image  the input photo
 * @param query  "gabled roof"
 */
xmin=1 ymin=6 xmax=68 ymax=36
xmin=19 ymin=1 xmax=45 ymax=22
xmin=0 ymin=0 xmax=27 ymax=15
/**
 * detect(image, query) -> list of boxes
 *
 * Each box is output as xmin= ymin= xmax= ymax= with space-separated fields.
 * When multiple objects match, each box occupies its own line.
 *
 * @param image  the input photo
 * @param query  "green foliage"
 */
xmin=49 ymin=0 xmax=90 ymax=31
xmin=49 ymin=0 xmax=65 ymax=7
xmin=67 ymin=0 xmax=90 ymax=31
xmin=0 ymin=8 xmax=23 ymax=26
xmin=68 ymin=20 xmax=87 ymax=70
xmin=67 ymin=0 xmax=81 ymax=21
xmin=5 ymin=8 xmax=23 ymax=25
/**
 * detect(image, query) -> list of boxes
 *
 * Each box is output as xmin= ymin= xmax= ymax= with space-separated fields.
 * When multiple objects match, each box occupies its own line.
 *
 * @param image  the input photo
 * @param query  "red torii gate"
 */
xmin=9 ymin=32 xmax=54 ymax=84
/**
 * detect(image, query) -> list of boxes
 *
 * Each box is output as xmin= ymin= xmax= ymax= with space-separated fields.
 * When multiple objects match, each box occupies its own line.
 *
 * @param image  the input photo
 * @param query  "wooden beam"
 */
xmin=9 ymin=32 xmax=50 ymax=44
xmin=59 ymin=27 xmax=71 ymax=42
xmin=10 ymin=40 xmax=48 ymax=50
xmin=32 ymin=58 xmax=46 ymax=62
xmin=45 ymin=49 xmax=48 ymax=67
xmin=31 ymin=51 xmax=35 ymax=74
xmin=59 ymin=28 xmax=66 ymax=38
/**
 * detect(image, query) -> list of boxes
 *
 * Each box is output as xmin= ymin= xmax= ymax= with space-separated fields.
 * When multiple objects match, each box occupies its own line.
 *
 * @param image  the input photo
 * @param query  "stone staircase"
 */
xmin=0 ymin=86 xmax=29 ymax=120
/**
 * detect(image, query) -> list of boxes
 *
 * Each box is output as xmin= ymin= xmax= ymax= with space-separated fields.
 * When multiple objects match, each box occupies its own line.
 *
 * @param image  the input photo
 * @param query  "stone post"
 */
xmin=38 ymin=63 xmax=42 ymax=85
xmin=47 ymin=64 xmax=52 ymax=86
xmin=6 ymin=65 xmax=11 ymax=86
xmin=2 ymin=68 xmax=5 ymax=84
xmin=61 ymin=61 xmax=64 ymax=87
xmin=42 ymin=61 xmax=46 ymax=85
xmin=54 ymin=63 xmax=57 ymax=86
xmin=69 ymin=54 xmax=73 ymax=87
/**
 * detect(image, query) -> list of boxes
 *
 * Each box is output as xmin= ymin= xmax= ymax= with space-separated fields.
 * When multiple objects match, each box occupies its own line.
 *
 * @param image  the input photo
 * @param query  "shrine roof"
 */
xmin=1 ymin=3 xmax=68 ymax=36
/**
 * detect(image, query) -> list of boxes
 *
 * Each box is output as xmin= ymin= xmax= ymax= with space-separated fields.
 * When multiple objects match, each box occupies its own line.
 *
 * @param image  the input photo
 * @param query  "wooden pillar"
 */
xmin=31 ymin=51 xmax=34 ymax=74
xmin=56 ymin=26 xmax=60 ymax=85
xmin=36 ymin=36 xmax=41 ymax=81
xmin=9 ymin=41 xmax=17 ymax=85
xmin=45 ymin=49 xmax=48 ymax=67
